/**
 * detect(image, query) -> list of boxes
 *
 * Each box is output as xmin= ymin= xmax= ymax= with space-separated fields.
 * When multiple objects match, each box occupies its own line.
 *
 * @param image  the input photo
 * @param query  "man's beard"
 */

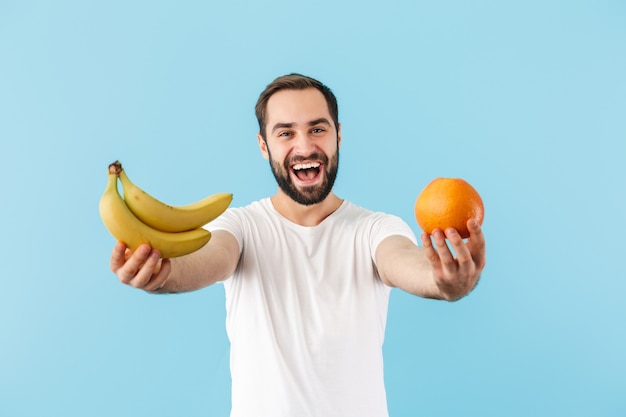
xmin=268 ymin=149 xmax=339 ymax=206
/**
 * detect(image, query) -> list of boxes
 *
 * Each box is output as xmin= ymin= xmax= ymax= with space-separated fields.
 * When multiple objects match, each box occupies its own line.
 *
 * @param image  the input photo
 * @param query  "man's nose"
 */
xmin=292 ymin=132 xmax=317 ymax=155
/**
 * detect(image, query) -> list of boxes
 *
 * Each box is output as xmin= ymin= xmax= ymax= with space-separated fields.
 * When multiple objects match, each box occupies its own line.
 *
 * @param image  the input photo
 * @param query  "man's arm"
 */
xmin=110 ymin=229 xmax=240 ymax=294
xmin=375 ymin=219 xmax=486 ymax=301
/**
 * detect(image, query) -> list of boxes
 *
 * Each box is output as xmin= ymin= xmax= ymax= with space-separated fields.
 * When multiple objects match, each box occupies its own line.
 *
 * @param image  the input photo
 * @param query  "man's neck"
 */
xmin=270 ymin=191 xmax=343 ymax=227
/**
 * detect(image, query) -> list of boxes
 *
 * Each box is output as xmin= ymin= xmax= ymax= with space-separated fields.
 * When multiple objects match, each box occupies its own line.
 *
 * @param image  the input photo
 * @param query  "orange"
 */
xmin=414 ymin=177 xmax=484 ymax=239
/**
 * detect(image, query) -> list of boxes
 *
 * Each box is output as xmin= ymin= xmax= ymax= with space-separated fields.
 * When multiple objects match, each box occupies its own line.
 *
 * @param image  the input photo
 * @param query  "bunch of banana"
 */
xmin=99 ymin=161 xmax=233 ymax=258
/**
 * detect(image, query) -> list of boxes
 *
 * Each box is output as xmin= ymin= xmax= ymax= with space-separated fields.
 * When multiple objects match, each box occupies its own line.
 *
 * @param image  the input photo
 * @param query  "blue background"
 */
xmin=1 ymin=1 xmax=625 ymax=416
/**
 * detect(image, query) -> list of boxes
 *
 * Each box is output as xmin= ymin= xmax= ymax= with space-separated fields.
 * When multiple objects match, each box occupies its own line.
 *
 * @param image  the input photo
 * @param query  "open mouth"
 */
xmin=291 ymin=161 xmax=322 ymax=183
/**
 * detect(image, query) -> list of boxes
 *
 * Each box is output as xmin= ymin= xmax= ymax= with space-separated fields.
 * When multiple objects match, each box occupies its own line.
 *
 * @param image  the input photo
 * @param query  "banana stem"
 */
xmin=108 ymin=161 xmax=123 ymax=175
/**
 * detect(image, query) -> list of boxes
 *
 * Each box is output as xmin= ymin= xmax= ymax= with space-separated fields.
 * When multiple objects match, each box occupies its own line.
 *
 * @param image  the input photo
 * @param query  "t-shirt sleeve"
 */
xmin=369 ymin=213 xmax=418 ymax=264
xmin=205 ymin=208 xmax=244 ymax=256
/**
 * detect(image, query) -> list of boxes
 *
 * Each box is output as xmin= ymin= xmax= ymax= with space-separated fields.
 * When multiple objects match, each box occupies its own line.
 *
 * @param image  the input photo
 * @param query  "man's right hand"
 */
xmin=110 ymin=242 xmax=172 ymax=293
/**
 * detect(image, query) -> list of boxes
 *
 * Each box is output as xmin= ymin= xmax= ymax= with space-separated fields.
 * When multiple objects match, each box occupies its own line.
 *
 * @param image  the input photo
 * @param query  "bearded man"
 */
xmin=109 ymin=73 xmax=486 ymax=417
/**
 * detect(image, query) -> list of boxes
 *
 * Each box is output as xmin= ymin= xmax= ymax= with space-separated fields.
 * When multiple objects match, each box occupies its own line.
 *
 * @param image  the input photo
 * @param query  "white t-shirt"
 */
xmin=208 ymin=198 xmax=417 ymax=417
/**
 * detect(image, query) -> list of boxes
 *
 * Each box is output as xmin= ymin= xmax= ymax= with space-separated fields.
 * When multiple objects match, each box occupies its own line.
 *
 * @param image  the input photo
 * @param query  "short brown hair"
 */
xmin=255 ymin=73 xmax=339 ymax=140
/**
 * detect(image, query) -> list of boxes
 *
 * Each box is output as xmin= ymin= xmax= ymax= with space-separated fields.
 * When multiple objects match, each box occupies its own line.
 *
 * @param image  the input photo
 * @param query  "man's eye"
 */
xmin=278 ymin=131 xmax=292 ymax=137
xmin=311 ymin=128 xmax=325 ymax=134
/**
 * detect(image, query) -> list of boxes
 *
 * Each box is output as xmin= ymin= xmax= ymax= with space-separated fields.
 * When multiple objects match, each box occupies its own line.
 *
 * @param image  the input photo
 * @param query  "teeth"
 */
xmin=293 ymin=162 xmax=320 ymax=170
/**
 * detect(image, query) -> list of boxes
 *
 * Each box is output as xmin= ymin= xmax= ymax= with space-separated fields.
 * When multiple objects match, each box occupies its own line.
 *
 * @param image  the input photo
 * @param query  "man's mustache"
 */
xmin=286 ymin=152 xmax=328 ymax=166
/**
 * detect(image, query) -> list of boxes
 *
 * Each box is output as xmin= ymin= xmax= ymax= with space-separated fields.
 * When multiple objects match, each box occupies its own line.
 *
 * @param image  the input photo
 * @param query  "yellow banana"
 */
xmin=115 ymin=161 xmax=233 ymax=233
xmin=99 ymin=163 xmax=212 ymax=258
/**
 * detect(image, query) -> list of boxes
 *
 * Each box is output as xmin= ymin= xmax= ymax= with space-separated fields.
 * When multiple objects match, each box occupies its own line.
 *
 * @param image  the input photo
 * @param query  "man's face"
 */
xmin=258 ymin=88 xmax=341 ymax=206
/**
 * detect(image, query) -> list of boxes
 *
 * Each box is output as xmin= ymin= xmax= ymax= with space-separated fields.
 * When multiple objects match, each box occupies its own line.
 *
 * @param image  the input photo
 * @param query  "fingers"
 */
xmin=445 ymin=227 xmax=474 ymax=275
xmin=110 ymin=243 xmax=167 ymax=290
xmin=467 ymin=219 xmax=487 ymax=270
xmin=432 ymin=229 xmax=457 ymax=273
xmin=421 ymin=219 xmax=485 ymax=300
xmin=110 ymin=241 xmax=129 ymax=273
xmin=420 ymin=231 xmax=440 ymax=265
xmin=421 ymin=222 xmax=483 ymax=274
xmin=143 ymin=259 xmax=172 ymax=292
xmin=421 ymin=229 xmax=459 ymax=279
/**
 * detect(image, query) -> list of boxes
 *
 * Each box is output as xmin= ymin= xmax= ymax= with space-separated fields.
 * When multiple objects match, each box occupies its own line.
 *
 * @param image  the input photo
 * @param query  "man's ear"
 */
xmin=337 ymin=123 xmax=342 ymax=149
xmin=257 ymin=133 xmax=270 ymax=160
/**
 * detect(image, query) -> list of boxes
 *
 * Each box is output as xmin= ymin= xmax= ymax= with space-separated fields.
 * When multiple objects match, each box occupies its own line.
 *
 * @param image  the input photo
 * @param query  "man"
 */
xmin=110 ymin=73 xmax=486 ymax=417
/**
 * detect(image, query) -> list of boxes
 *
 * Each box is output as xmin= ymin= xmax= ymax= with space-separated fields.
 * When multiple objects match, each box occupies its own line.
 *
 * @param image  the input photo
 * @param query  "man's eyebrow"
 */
xmin=271 ymin=122 xmax=294 ymax=133
xmin=308 ymin=118 xmax=331 ymax=127
xmin=271 ymin=118 xmax=331 ymax=133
